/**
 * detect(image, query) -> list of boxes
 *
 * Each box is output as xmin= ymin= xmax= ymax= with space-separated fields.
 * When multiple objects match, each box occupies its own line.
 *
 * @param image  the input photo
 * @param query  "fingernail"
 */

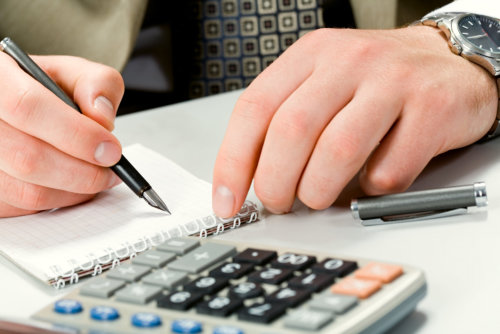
xmin=266 ymin=207 xmax=288 ymax=215
xmin=94 ymin=141 xmax=121 ymax=166
xmin=94 ymin=96 xmax=115 ymax=123
xmin=213 ymin=185 xmax=235 ymax=218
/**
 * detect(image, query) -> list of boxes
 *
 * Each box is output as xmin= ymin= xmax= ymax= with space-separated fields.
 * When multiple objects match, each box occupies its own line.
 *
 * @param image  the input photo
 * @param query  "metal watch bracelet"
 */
xmin=415 ymin=14 xmax=500 ymax=141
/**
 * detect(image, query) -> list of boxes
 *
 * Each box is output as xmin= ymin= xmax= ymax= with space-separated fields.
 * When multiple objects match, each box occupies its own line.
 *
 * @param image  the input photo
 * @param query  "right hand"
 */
xmin=0 ymin=54 xmax=125 ymax=217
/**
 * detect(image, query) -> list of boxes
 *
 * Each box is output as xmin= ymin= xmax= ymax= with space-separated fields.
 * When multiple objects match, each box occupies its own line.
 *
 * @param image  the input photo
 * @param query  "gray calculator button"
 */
xmin=309 ymin=292 xmax=358 ymax=314
xmin=168 ymin=243 xmax=237 ymax=273
xmin=106 ymin=264 xmax=151 ymax=282
xmin=142 ymin=269 xmax=188 ymax=289
xmin=80 ymin=277 xmax=125 ymax=298
xmin=132 ymin=250 xmax=176 ymax=268
xmin=283 ymin=309 xmax=333 ymax=330
xmin=157 ymin=238 xmax=200 ymax=255
xmin=114 ymin=283 xmax=163 ymax=304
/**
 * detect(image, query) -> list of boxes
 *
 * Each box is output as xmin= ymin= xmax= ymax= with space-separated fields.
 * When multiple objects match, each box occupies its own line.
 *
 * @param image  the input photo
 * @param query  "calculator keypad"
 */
xmin=33 ymin=238 xmax=423 ymax=334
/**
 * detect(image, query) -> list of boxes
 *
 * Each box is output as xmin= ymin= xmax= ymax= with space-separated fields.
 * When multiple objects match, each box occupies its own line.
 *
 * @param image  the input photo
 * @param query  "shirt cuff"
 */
xmin=429 ymin=0 xmax=500 ymax=18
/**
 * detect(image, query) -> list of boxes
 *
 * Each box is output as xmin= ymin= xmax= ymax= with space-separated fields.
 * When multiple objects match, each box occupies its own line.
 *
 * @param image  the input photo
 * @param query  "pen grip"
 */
xmin=110 ymin=156 xmax=150 ymax=197
xmin=354 ymin=184 xmax=481 ymax=220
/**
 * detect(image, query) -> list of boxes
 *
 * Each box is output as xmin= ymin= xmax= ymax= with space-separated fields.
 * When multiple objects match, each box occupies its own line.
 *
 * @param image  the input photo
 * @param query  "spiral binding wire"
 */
xmin=49 ymin=201 xmax=260 ymax=288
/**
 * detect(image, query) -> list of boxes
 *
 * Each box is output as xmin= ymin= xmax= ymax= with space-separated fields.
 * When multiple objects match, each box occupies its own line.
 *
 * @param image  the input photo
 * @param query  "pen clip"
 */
xmin=360 ymin=207 xmax=468 ymax=226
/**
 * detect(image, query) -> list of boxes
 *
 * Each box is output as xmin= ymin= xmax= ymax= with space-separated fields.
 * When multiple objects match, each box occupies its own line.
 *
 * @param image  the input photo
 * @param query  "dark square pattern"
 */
xmin=189 ymin=0 xmax=323 ymax=98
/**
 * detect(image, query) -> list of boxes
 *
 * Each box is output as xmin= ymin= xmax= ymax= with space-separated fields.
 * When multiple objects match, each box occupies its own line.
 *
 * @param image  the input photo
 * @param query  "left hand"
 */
xmin=212 ymin=25 xmax=498 ymax=217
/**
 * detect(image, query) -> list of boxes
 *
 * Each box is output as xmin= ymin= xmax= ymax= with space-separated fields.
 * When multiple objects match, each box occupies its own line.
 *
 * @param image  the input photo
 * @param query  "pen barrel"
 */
xmin=1 ymin=38 xmax=79 ymax=111
xmin=111 ymin=156 xmax=150 ymax=197
xmin=351 ymin=183 xmax=486 ymax=220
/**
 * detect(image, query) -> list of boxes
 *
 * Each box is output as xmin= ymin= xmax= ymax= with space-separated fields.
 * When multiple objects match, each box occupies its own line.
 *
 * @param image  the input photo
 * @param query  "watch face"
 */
xmin=457 ymin=14 xmax=500 ymax=55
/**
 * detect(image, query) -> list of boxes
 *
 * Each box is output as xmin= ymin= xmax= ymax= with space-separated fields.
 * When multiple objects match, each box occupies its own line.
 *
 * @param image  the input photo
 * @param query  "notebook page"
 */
xmin=0 ymin=144 xmax=214 ymax=283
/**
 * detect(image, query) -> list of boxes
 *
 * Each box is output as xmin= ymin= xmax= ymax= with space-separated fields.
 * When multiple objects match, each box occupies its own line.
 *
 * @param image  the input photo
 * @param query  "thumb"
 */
xmin=33 ymin=55 xmax=124 ymax=131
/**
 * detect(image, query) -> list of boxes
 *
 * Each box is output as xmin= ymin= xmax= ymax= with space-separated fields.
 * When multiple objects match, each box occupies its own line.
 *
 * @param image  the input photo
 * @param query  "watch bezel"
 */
xmin=450 ymin=13 xmax=500 ymax=59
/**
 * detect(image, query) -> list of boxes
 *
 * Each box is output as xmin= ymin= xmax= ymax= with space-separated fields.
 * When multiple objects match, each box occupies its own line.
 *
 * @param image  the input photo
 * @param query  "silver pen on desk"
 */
xmin=0 ymin=37 xmax=170 ymax=214
xmin=351 ymin=182 xmax=487 ymax=226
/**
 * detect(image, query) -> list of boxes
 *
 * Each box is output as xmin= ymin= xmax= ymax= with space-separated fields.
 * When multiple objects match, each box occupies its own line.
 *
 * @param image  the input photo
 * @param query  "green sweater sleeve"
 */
xmin=0 ymin=0 xmax=148 ymax=71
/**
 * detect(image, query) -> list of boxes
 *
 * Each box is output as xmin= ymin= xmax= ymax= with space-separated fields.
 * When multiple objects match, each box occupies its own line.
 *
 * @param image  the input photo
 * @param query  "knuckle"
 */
xmin=254 ymin=179 xmax=290 ymax=211
xmin=236 ymin=89 xmax=275 ymax=120
xmin=323 ymin=131 xmax=363 ymax=166
xmin=80 ymin=167 xmax=106 ymax=194
xmin=60 ymin=123 xmax=84 ymax=153
xmin=2 ymin=85 xmax=38 ymax=125
xmin=364 ymin=169 xmax=408 ymax=194
xmin=300 ymin=28 xmax=330 ymax=45
xmin=298 ymin=173 xmax=339 ymax=211
xmin=10 ymin=146 xmax=38 ymax=177
xmin=97 ymin=66 xmax=125 ymax=93
xmin=274 ymin=109 xmax=311 ymax=140
xmin=11 ymin=181 xmax=48 ymax=210
xmin=218 ymin=144 xmax=250 ymax=171
xmin=299 ymin=192 xmax=332 ymax=211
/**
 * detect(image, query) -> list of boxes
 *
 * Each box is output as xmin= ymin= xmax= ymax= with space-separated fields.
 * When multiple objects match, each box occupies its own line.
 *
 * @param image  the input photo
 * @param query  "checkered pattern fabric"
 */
xmin=188 ymin=0 xmax=324 ymax=98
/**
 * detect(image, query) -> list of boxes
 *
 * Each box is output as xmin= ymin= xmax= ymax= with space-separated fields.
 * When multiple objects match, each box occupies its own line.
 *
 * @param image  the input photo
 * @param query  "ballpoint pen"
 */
xmin=351 ymin=182 xmax=487 ymax=226
xmin=0 ymin=37 xmax=170 ymax=214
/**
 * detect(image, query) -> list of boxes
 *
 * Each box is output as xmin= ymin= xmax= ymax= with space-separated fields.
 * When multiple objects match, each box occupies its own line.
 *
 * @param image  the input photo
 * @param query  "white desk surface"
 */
xmin=1 ymin=90 xmax=499 ymax=333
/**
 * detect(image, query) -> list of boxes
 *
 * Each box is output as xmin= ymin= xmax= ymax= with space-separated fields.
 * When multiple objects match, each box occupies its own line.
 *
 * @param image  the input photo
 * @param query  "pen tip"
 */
xmin=142 ymin=188 xmax=171 ymax=214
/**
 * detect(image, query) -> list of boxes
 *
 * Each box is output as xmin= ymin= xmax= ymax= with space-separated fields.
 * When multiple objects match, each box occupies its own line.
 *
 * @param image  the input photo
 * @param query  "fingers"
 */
xmin=297 ymin=84 xmax=403 ymax=210
xmin=358 ymin=89 xmax=457 ymax=195
xmin=359 ymin=60 xmax=498 ymax=196
xmin=359 ymin=113 xmax=435 ymax=196
xmin=0 ymin=169 xmax=96 ymax=215
xmin=0 ymin=119 xmax=119 ymax=193
xmin=212 ymin=26 xmax=500 ymax=218
xmin=0 ymin=53 xmax=122 ymax=167
xmin=32 ymin=55 xmax=124 ymax=131
xmin=0 ymin=201 xmax=38 ymax=218
xmin=212 ymin=36 xmax=318 ymax=217
xmin=252 ymin=69 xmax=357 ymax=213
xmin=0 ymin=54 xmax=124 ymax=217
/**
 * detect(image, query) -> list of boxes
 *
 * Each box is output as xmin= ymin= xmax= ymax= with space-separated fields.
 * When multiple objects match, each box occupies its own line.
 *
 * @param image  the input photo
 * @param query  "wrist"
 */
xmin=414 ymin=13 xmax=500 ymax=141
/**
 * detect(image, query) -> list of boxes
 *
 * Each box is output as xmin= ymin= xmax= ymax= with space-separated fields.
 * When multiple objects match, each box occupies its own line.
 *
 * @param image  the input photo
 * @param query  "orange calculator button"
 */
xmin=354 ymin=262 xmax=403 ymax=284
xmin=331 ymin=277 xmax=381 ymax=299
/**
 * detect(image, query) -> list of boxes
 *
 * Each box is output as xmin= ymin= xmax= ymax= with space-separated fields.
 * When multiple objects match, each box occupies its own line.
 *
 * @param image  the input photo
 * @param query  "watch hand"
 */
xmin=468 ymin=33 xmax=487 ymax=39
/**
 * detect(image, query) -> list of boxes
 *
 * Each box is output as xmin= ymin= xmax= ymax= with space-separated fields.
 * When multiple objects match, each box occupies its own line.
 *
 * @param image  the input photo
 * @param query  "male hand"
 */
xmin=212 ymin=25 xmax=498 ymax=217
xmin=0 ymin=54 xmax=124 ymax=217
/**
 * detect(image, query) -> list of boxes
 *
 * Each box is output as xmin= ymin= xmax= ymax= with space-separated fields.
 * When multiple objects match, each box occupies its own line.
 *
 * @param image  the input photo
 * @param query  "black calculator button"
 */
xmin=157 ymin=291 xmax=203 ymax=310
xmin=247 ymin=267 xmax=293 ymax=285
xmin=265 ymin=287 xmax=311 ymax=307
xmin=196 ymin=296 xmax=244 ymax=317
xmin=238 ymin=302 xmax=287 ymax=323
xmin=270 ymin=253 xmax=316 ymax=271
xmin=233 ymin=248 xmax=277 ymax=265
xmin=209 ymin=262 xmax=254 ymax=279
xmin=183 ymin=276 xmax=228 ymax=295
xmin=288 ymin=272 xmax=335 ymax=292
xmin=228 ymin=282 xmax=265 ymax=299
xmin=312 ymin=258 xmax=358 ymax=277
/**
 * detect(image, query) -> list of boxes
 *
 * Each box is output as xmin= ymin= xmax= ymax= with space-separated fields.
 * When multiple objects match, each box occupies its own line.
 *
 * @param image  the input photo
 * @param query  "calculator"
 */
xmin=32 ymin=237 xmax=426 ymax=333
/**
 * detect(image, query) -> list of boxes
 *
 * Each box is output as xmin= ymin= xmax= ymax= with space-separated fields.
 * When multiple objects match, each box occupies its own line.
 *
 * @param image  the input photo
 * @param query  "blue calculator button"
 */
xmin=90 ymin=306 xmax=120 ymax=321
xmin=54 ymin=299 xmax=83 ymax=314
xmin=213 ymin=326 xmax=244 ymax=334
xmin=131 ymin=313 xmax=162 ymax=328
xmin=172 ymin=319 xmax=203 ymax=333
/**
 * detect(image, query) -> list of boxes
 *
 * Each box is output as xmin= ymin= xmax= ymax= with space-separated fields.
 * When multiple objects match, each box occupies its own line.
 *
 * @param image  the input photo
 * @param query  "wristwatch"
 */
xmin=419 ymin=12 xmax=500 ymax=140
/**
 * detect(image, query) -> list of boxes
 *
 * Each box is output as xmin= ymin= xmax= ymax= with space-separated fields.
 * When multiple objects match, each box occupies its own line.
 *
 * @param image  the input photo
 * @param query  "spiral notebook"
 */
xmin=0 ymin=144 xmax=260 ymax=288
